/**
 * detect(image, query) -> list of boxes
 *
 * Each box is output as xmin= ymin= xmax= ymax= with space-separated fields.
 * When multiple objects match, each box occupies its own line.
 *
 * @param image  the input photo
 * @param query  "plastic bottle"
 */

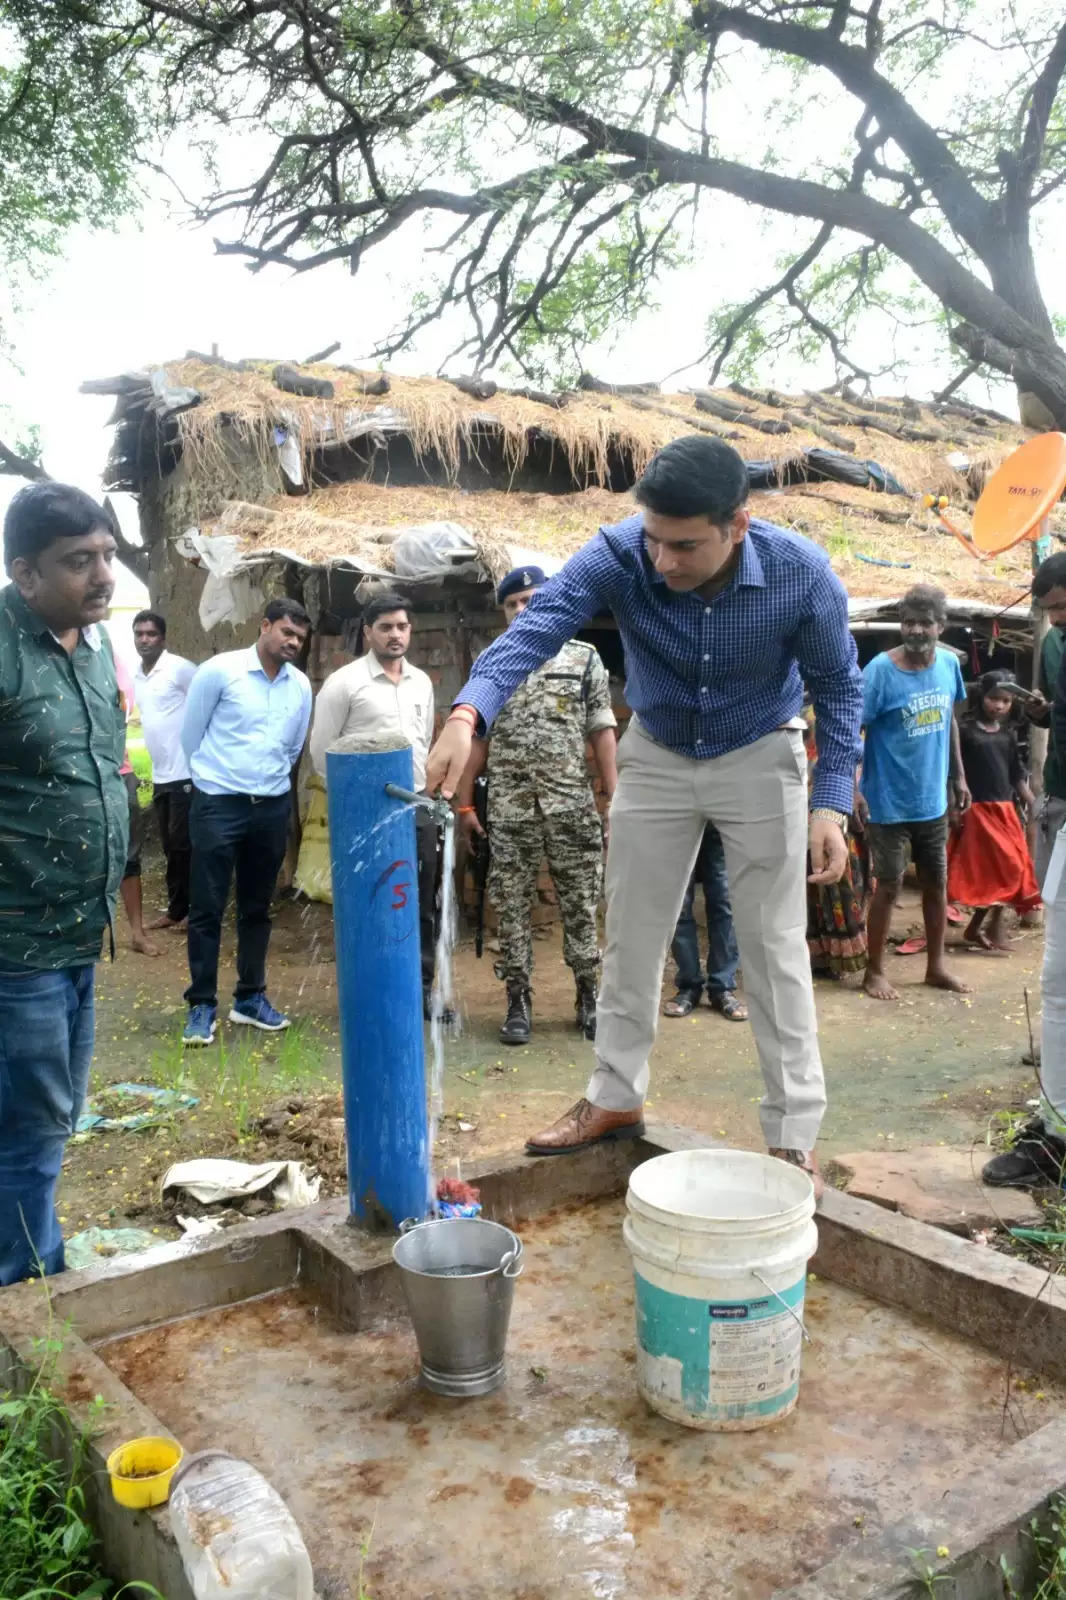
xmin=168 ymin=1451 xmax=314 ymax=1600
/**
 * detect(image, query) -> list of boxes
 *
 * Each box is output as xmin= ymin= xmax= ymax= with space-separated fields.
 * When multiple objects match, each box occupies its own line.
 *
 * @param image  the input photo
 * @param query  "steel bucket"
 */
xmin=392 ymin=1217 xmax=523 ymax=1397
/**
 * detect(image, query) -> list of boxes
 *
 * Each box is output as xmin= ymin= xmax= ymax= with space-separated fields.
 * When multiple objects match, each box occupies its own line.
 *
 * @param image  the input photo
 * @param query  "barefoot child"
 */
xmin=947 ymin=671 xmax=1040 ymax=948
xmin=859 ymin=584 xmax=971 ymax=1001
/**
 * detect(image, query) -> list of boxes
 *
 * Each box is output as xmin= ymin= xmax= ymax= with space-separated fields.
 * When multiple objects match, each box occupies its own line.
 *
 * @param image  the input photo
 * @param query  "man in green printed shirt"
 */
xmin=0 ymin=483 xmax=127 ymax=1284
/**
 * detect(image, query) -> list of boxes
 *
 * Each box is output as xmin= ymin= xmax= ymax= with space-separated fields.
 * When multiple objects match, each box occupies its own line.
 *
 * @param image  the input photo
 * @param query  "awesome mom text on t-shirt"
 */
xmin=860 ymin=648 xmax=967 ymax=824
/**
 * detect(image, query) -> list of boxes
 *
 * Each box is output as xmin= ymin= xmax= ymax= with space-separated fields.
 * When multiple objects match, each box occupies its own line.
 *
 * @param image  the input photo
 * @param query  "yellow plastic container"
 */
xmin=294 ymin=774 xmax=333 ymax=904
xmin=106 ymin=1436 xmax=184 ymax=1509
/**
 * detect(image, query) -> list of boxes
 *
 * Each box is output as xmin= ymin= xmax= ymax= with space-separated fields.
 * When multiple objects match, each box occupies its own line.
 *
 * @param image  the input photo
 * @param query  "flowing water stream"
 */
xmin=427 ymin=812 xmax=458 ymax=1208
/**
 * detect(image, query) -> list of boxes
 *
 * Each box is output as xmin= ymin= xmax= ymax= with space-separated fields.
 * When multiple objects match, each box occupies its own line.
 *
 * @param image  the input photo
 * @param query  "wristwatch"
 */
xmin=810 ymin=807 xmax=849 ymax=833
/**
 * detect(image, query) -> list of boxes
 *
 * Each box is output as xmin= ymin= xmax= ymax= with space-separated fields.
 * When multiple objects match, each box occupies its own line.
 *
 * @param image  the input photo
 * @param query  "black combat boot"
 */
xmin=575 ymin=977 xmax=597 ymax=1041
xmin=499 ymin=983 xmax=531 ymax=1045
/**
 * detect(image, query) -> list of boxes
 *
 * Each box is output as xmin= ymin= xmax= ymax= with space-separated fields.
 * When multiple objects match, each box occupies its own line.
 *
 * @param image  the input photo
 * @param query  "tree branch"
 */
xmin=1015 ymin=18 xmax=1066 ymax=199
xmin=696 ymin=222 xmax=834 ymax=383
xmin=933 ymin=362 xmax=980 ymax=403
xmin=138 ymin=0 xmax=1066 ymax=420
xmin=110 ymin=530 xmax=150 ymax=587
xmin=691 ymin=2 xmax=994 ymax=257
xmin=0 ymin=439 xmax=48 ymax=481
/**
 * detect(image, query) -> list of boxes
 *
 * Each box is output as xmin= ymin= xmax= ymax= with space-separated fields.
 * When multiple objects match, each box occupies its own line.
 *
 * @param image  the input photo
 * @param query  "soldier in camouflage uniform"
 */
xmin=456 ymin=567 xmax=618 ymax=1045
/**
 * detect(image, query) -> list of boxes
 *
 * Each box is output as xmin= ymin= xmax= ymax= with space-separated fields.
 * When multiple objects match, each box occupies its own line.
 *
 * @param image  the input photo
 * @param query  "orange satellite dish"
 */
xmin=940 ymin=431 xmax=1066 ymax=560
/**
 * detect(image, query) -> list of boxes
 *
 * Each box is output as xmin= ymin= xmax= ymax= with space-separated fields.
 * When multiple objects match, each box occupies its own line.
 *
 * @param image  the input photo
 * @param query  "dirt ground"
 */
xmin=61 ymin=854 xmax=1045 ymax=1245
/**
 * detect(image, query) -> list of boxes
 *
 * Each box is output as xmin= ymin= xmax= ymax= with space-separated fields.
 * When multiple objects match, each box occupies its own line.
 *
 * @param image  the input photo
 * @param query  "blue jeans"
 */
xmin=0 ymin=958 xmax=95 ymax=1285
xmin=670 ymin=825 xmax=740 ymax=997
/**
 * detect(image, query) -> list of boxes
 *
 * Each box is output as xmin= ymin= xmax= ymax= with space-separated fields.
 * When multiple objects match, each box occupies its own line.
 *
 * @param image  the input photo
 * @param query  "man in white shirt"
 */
xmin=132 ymin=610 xmax=197 ymax=931
xmin=310 ymin=592 xmax=439 ymax=1010
xmin=180 ymin=598 xmax=313 ymax=1046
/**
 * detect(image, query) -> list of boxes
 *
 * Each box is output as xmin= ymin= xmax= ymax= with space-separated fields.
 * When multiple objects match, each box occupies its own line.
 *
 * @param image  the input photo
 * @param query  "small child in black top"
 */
xmin=946 ymin=670 xmax=1040 ymax=950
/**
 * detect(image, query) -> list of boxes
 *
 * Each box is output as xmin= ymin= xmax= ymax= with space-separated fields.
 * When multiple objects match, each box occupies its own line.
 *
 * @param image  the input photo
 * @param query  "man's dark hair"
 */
xmin=899 ymin=583 xmax=948 ymax=623
xmin=1033 ymin=552 xmax=1066 ymax=598
xmin=363 ymin=592 xmax=413 ymax=629
xmin=263 ymin=596 xmax=311 ymax=630
xmin=133 ymin=609 xmax=166 ymax=635
xmin=633 ymin=436 xmax=750 ymax=525
xmin=3 ymin=481 xmax=115 ymax=572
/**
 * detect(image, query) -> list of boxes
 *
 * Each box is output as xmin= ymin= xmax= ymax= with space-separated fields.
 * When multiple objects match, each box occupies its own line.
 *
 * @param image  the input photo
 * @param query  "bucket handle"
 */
xmin=500 ymin=1246 xmax=523 ymax=1279
xmin=751 ymin=1270 xmax=811 ymax=1345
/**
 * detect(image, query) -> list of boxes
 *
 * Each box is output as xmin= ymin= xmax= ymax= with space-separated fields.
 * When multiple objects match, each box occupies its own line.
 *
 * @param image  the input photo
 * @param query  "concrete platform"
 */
xmin=834 ymin=1145 xmax=1043 ymax=1233
xmin=4 ymin=1126 xmax=1066 ymax=1600
xmin=94 ymin=1197 xmax=1066 ymax=1599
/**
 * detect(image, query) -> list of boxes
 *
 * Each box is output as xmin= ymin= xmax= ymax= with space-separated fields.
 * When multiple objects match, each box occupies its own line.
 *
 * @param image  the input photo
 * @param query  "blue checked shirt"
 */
xmin=459 ymin=515 xmax=863 ymax=813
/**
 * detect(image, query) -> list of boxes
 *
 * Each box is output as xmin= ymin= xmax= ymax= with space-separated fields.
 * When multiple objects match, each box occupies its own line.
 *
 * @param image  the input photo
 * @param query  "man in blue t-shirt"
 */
xmin=860 ymin=584 xmax=970 ymax=1001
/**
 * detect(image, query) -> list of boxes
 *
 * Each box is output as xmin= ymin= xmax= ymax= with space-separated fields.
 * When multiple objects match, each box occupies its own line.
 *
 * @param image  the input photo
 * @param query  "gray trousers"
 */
xmin=1038 ymin=797 xmax=1066 ymax=1131
xmin=588 ymin=720 xmax=826 ymax=1150
xmin=1035 ymin=794 xmax=1066 ymax=889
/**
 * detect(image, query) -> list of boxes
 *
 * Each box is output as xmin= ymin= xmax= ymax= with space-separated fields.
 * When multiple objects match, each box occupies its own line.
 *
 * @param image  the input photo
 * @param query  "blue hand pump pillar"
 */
xmin=326 ymin=733 xmax=432 ymax=1229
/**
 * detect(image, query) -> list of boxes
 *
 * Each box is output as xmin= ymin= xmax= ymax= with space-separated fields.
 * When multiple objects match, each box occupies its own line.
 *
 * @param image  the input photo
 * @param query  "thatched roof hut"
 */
xmin=88 ymin=355 xmax=1058 ymax=702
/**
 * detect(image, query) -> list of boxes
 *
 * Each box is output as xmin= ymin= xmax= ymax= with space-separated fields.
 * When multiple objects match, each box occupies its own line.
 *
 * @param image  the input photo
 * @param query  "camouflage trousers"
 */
xmin=489 ymin=810 xmax=603 ymax=989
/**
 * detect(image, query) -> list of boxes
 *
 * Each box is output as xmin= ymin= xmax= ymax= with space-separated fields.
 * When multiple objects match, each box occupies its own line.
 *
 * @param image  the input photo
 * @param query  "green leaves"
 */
xmin=0 ymin=1369 xmax=166 ymax=1600
xmin=509 ymin=207 xmax=688 ymax=382
xmin=0 ymin=2 xmax=144 ymax=283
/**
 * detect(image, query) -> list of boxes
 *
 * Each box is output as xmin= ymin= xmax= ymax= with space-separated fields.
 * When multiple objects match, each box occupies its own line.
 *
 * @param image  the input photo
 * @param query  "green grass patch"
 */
xmin=129 ymin=1019 xmax=336 ymax=1143
xmin=0 ymin=1337 xmax=164 ymax=1600
xmin=1001 ymin=1496 xmax=1066 ymax=1597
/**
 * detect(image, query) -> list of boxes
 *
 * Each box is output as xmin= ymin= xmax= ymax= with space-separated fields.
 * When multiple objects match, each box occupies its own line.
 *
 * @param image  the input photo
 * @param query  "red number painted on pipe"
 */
xmin=370 ymin=859 xmax=416 ymax=943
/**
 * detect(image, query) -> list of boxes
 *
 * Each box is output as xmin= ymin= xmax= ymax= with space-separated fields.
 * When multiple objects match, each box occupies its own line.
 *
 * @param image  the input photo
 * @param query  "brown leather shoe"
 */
xmin=768 ymin=1147 xmax=824 ymax=1202
xmin=525 ymin=1098 xmax=645 ymax=1157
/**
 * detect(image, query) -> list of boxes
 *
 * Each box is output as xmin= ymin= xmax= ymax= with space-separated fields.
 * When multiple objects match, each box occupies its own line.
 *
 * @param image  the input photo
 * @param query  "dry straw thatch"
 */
xmin=172 ymin=359 xmax=672 ymax=488
xmin=211 ymin=474 xmax=1052 ymax=606
xmin=166 ymin=357 xmax=1029 ymax=501
xmin=95 ymin=355 xmax=1052 ymax=608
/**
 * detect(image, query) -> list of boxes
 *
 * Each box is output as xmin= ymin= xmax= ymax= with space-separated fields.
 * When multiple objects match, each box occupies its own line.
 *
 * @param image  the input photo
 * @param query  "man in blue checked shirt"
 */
xmin=428 ymin=436 xmax=863 ymax=1197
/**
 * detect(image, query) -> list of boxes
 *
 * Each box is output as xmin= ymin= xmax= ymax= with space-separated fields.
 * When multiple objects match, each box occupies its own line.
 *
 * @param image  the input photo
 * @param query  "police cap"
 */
xmin=496 ymin=565 xmax=547 ymax=605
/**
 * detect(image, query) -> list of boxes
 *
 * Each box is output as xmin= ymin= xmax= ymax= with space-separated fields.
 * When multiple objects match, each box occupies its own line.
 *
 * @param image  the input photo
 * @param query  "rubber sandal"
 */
xmin=894 ymin=936 xmax=927 ymax=956
xmin=663 ymin=990 xmax=700 ymax=1017
xmin=710 ymin=992 xmax=748 ymax=1022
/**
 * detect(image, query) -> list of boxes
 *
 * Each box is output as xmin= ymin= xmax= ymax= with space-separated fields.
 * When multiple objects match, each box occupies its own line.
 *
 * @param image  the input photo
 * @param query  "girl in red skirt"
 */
xmin=947 ymin=670 xmax=1040 ymax=951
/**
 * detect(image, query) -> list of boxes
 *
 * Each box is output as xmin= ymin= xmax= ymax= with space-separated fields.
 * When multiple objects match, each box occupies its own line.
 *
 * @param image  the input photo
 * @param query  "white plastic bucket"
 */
xmin=623 ymin=1149 xmax=818 ymax=1431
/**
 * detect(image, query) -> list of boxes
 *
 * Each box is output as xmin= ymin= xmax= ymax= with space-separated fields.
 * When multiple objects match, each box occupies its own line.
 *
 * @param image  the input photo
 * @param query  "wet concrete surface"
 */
xmin=95 ymin=1197 xmax=1065 ymax=1600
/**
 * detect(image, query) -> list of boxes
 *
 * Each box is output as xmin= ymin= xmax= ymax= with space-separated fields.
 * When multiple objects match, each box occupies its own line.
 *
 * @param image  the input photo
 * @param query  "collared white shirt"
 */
xmin=310 ymin=652 xmax=434 ymax=789
xmin=182 ymin=645 xmax=312 ymax=797
xmin=133 ymin=648 xmax=197 ymax=783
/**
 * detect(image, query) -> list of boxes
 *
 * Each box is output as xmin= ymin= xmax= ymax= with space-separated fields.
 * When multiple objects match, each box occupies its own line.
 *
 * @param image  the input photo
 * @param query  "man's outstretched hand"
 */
xmin=426 ymin=718 xmax=474 ymax=799
xmin=808 ymin=817 xmax=848 ymax=885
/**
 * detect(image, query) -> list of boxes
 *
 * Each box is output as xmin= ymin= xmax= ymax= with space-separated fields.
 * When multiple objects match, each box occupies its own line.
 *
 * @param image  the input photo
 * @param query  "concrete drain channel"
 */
xmin=2 ymin=1125 xmax=1066 ymax=1600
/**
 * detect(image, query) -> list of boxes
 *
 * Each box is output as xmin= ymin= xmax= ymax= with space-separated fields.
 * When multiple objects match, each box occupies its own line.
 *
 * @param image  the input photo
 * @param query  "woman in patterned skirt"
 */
xmin=803 ymin=709 xmax=870 ymax=979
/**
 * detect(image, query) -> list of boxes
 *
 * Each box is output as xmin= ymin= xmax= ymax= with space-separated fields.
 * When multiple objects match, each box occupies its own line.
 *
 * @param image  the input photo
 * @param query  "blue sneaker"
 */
xmin=183 ymin=1004 xmax=217 ymax=1047
xmin=229 ymin=993 xmax=291 ymax=1032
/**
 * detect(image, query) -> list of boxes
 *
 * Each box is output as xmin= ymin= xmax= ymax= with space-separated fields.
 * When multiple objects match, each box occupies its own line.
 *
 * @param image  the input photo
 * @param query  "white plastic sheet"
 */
xmin=162 ymin=1158 xmax=321 ymax=1208
xmin=392 ymin=521 xmax=478 ymax=577
xmin=176 ymin=530 xmax=267 ymax=632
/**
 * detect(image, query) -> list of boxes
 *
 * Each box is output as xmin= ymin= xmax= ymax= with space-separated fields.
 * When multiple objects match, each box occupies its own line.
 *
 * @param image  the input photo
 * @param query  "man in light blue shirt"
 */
xmin=180 ymin=598 xmax=312 ymax=1045
xmin=860 ymin=584 xmax=969 ymax=1002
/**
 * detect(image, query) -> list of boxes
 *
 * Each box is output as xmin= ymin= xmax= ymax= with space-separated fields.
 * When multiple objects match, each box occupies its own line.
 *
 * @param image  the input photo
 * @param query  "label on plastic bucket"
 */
xmin=634 ymin=1271 xmax=805 ymax=1426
